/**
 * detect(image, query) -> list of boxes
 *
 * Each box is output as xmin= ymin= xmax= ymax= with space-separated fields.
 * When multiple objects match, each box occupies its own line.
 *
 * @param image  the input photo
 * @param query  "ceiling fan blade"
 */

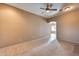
xmin=40 ymin=8 xmax=46 ymax=10
xmin=49 ymin=9 xmax=57 ymax=11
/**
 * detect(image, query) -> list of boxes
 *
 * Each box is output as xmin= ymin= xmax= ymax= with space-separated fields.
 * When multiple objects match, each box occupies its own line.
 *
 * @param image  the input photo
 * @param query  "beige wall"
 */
xmin=56 ymin=10 xmax=79 ymax=43
xmin=0 ymin=4 xmax=50 ymax=48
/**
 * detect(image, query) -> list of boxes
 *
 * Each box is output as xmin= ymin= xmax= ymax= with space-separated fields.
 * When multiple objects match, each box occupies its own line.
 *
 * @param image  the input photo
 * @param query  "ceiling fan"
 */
xmin=40 ymin=3 xmax=57 ymax=13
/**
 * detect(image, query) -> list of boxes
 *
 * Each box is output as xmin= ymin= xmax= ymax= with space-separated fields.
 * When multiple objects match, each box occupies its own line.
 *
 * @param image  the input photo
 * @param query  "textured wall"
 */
xmin=57 ymin=10 xmax=79 ymax=43
xmin=0 ymin=4 xmax=50 ymax=48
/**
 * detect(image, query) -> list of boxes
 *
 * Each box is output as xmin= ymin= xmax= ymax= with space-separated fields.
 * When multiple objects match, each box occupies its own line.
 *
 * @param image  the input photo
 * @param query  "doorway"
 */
xmin=49 ymin=21 xmax=56 ymax=40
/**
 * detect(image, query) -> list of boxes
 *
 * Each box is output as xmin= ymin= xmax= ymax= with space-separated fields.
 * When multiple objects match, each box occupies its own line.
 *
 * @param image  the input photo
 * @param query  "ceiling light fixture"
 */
xmin=63 ymin=6 xmax=72 ymax=11
xmin=46 ymin=10 xmax=50 ymax=13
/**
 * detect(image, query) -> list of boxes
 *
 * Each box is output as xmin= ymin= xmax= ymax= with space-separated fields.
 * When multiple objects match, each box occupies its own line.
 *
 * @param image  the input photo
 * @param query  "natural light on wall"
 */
xmin=49 ymin=21 xmax=56 ymax=41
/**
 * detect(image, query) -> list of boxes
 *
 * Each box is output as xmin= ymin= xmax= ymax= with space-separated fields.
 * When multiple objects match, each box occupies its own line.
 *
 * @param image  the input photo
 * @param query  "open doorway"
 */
xmin=49 ymin=21 xmax=56 ymax=40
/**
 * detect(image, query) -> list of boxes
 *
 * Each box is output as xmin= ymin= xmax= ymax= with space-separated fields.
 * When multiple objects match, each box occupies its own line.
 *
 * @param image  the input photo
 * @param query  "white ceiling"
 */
xmin=8 ymin=3 xmax=63 ymax=18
